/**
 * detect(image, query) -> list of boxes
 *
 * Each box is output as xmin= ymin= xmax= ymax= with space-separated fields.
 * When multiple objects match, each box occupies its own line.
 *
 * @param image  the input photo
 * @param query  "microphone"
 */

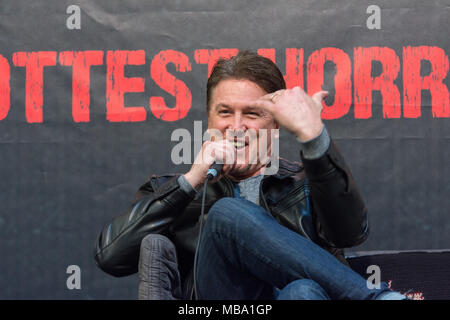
xmin=206 ymin=162 xmax=223 ymax=179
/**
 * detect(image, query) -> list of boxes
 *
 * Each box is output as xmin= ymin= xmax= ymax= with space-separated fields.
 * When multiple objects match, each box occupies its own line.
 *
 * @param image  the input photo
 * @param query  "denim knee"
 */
xmin=276 ymin=279 xmax=330 ymax=300
xmin=207 ymin=196 xmax=243 ymax=219
xmin=206 ymin=197 xmax=268 ymax=231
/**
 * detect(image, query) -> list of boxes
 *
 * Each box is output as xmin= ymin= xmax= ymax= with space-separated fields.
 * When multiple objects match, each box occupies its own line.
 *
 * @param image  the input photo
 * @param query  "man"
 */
xmin=94 ymin=51 xmax=404 ymax=300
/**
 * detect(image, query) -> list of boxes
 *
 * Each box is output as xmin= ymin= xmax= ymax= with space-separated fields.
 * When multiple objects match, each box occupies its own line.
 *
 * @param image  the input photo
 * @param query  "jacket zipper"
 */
xmin=303 ymin=178 xmax=310 ymax=216
xmin=299 ymin=179 xmax=312 ymax=240
xmin=259 ymin=177 xmax=270 ymax=212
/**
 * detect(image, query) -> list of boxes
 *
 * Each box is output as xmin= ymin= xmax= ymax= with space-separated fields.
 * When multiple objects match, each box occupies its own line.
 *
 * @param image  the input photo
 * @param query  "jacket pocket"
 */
xmin=270 ymin=190 xmax=308 ymax=237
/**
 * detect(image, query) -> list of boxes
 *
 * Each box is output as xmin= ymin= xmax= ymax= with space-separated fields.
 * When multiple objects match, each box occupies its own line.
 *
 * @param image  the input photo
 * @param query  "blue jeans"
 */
xmin=195 ymin=197 xmax=396 ymax=300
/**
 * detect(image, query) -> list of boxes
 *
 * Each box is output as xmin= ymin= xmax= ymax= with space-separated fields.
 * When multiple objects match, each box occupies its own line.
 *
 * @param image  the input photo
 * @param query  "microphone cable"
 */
xmin=190 ymin=173 xmax=214 ymax=300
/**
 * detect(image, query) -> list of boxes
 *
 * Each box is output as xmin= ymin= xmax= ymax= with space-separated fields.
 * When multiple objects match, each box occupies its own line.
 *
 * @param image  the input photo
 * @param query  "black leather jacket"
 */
xmin=94 ymin=138 xmax=368 ymax=285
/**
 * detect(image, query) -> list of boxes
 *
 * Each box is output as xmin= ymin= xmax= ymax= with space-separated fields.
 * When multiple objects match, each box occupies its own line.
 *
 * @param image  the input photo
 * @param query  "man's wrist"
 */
xmin=178 ymin=174 xmax=200 ymax=196
xmin=294 ymin=122 xmax=324 ymax=142
xmin=182 ymin=171 xmax=203 ymax=191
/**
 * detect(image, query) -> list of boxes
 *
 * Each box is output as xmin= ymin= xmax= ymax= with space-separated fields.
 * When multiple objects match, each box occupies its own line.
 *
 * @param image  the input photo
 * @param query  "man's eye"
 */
xmin=219 ymin=110 xmax=230 ymax=114
xmin=247 ymin=112 xmax=259 ymax=117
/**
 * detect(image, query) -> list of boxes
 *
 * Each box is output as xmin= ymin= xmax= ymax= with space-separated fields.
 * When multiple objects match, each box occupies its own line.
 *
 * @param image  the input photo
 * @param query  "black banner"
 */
xmin=0 ymin=0 xmax=449 ymax=299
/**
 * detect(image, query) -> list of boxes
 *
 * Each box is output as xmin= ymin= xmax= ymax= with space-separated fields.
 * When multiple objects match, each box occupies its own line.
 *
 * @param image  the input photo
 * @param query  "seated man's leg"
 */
xmin=139 ymin=234 xmax=182 ymax=300
xmin=195 ymin=197 xmax=396 ymax=300
xmin=194 ymin=198 xmax=274 ymax=299
xmin=275 ymin=279 xmax=330 ymax=300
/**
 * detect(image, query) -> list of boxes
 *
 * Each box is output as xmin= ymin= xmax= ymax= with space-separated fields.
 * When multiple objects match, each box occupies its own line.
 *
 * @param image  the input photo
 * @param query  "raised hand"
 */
xmin=253 ymin=86 xmax=328 ymax=142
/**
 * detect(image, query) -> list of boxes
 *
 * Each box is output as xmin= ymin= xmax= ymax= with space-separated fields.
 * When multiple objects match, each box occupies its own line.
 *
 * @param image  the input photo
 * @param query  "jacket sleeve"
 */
xmin=94 ymin=174 xmax=197 ymax=277
xmin=301 ymin=138 xmax=369 ymax=248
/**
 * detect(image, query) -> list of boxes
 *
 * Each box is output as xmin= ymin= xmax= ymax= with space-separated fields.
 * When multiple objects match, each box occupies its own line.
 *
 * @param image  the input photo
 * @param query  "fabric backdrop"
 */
xmin=0 ymin=0 xmax=449 ymax=299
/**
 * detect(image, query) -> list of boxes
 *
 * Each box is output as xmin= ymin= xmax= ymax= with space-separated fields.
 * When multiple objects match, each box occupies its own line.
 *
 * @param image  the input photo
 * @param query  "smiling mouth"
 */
xmin=232 ymin=140 xmax=247 ymax=149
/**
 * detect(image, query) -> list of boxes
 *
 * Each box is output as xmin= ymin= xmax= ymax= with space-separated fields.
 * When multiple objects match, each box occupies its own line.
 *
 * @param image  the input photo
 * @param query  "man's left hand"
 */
xmin=253 ymin=86 xmax=328 ymax=142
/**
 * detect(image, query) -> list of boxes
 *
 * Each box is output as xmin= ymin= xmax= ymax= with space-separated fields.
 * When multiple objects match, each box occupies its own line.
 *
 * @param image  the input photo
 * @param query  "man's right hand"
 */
xmin=184 ymin=139 xmax=236 ymax=190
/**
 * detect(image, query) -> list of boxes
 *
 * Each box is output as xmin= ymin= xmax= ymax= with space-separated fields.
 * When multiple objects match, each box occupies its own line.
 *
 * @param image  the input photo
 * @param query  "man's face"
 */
xmin=207 ymin=78 xmax=279 ymax=180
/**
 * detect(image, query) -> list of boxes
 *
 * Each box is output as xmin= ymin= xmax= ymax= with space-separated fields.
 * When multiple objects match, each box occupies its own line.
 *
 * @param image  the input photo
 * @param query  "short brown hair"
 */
xmin=206 ymin=50 xmax=286 ymax=114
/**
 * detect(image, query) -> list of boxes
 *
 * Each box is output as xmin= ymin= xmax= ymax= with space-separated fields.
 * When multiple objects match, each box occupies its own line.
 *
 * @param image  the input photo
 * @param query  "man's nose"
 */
xmin=230 ymin=114 xmax=246 ymax=131
xmin=226 ymin=115 xmax=246 ymax=138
